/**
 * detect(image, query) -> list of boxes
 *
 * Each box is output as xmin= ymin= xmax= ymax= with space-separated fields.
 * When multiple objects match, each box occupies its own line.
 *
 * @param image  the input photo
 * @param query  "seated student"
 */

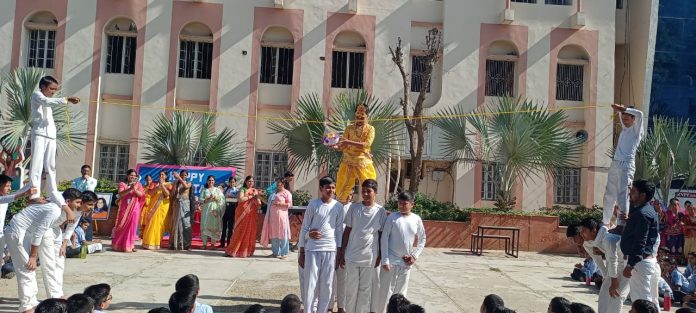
xmin=658 ymin=276 xmax=673 ymax=308
xmin=480 ymin=294 xmax=505 ymax=313
xmin=407 ymin=304 xmax=425 ymax=313
xmin=1 ymin=249 xmax=13 ymax=279
xmin=35 ymin=298 xmax=68 ymax=313
xmin=548 ymin=297 xmax=571 ymax=313
xmin=686 ymin=252 xmax=696 ymax=278
xmin=67 ymin=294 xmax=95 ymax=313
xmin=175 ymin=274 xmax=213 ymax=313
xmin=169 ymin=292 xmax=196 ymax=313
xmin=66 ymin=221 xmax=103 ymax=258
xmin=84 ymin=284 xmax=112 ymax=313
xmin=568 ymin=303 xmax=595 ymax=313
xmin=571 ymin=257 xmax=598 ymax=282
xmin=148 ymin=308 xmax=171 ymax=313
xmin=676 ymin=308 xmax=696 ymax=313
xmin=629 ymin=299 xmax=659 ymax=313
xmin=280 ymin=294 xmax=300 ymax=313
xmin=244 ymin=304 xmax=266 ymax=313
xmin=669 ymin=258 xmax=696 ymax=303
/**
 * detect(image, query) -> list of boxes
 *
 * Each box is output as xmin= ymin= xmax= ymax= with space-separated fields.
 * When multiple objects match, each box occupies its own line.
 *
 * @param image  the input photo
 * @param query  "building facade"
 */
xmin=0 ymin=0 xmax=659 ymax=210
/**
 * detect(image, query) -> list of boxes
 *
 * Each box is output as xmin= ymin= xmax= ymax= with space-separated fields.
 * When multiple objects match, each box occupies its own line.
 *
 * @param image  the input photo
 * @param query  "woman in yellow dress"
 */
xmin=139 ymin=175 xmax=154 ymax=236
xmin=141 ymin=171 xmax=172 ymax=250
xmin=333 ymin=103 xmax=376 ymax=203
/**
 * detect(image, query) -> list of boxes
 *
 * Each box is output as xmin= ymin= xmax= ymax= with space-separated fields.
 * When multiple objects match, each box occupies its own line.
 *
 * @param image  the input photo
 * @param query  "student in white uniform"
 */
xmin=0 ymin=175 xmax=34 ymax=265
xmin=378 ymin=191 xmax=426 ymax=313
xmin=579 ymin=218 xmax=630 ymax=313
xmin=339 ymin=179 xmax=387 ymax=313
xmin=6 ymin=188 xmax=82 ymax=313
xmin=332 ymin=187 xmax=355 ymax=313
xmin=40 ymin=190 xmax=95 ymax=298
xmin=603 ymin=104 xmax=643 ymax=230
xmin=298 ymin=176 xmax=344 ymax=313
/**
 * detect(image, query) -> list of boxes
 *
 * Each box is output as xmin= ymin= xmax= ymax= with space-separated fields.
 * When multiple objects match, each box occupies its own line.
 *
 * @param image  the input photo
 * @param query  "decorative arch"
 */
xmin=477 ymin=24 xmax=528 ymax=108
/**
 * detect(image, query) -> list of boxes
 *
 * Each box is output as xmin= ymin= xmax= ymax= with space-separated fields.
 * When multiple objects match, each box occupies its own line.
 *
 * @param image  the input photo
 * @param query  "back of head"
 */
xmin=280 ymin=294 xmax=301 ymax=313
xmin=578 ymin=218 xmax=600 ymax=232
xmin=493 ymin=307 xmax=517 ymax=313
xmin=566 ymin=225 xmax=580 ymax=238
xmin=675 ymin=308 xmax=696 ymax=313
xmin=569 ymin=303 xmax=596 ymax=313
xmin=62 ymin=188 xmax=83 ymax=202
xmin=83 ymin=283 xmax=111 ymax=308
xmin=631 ymin=299 xmax=658 ymax=313
xmin=67 ymin=294 xmax=95 ymax=313
xmin=168 ymin=292 xmax=196 ymax=313
xmin=0 ymin=174 xmax=13 ymax=186
xmin=82 ymin=191 xmax=98 ymax=203
xmin=387 ymin=294 xmax=411 ymax=313
xmin=397 ymin=191 xmax=415 ymax=202
xmin=148 ymin=308 xmax=171 ymax=313
xmin=244 ymin=304 xmax=266 ymax=313
xmin=175 ymin=274 xmax=200 ymax=293
xmin=36 ymin=298 xmax=68 ymax=313
xmin=407 ymin=304 xmax=426 ymax=313
xmin=549 ymin=297 xmax=571 ymax=313
xmin=632 ymin=180 xmax=656 ymax=202
xmin=482 ymin=294 xmax=505 ymax=313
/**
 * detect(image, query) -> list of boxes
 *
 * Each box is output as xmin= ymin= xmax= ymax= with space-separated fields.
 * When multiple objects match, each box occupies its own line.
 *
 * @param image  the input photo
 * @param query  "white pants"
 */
xmin=304 ymin=251 xmax=336 ymax=313
xmin=331 ymin=266 xmax=346 ymax=310
xmin=38 ymin=228 xmax=63 ymax=298
xmin=6 ymin=230 xmax=40 ymax=313
xmin=629 ymin=258 xmax=660 ymax=307
xmin=370 ymin=267 xmax=381 ymax=313
xmin=344 ymin=264 xmax=374 ymax=313
xmin=0 ymin=232 xmax=6 ymax=264
xmin=86 ymin=243 xmax=103 ymax=253
xmin=299 ymin=265 xmax=318 ymax=311
xmin=377 ymin=265 xmax=411 ymax=313
xmin=603 ymin=160 xmax=635 ymax=225
xmin=29 ymin=135 xmax=62 ymax=205
xmin=598 ymin=275 xmax=631 ymax=313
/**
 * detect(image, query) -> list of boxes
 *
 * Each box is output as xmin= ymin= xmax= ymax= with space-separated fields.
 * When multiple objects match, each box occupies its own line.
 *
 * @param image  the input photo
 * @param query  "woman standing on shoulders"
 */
xmin=200 ymin=175 xmax=225 ymax=250
xmin=268 ymin=177 xmax=292 ymax=259
xmin=112 ymin=169 xmax=146 ymax=252
xmin=226 ymin=176 xmax=262 ymax=257
xmin=142 ymin=171 xmax=172 ymax=250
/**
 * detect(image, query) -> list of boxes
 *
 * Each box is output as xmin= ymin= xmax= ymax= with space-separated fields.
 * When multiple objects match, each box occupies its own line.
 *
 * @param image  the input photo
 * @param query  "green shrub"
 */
xmin=58 ymin=178 xmax=119 ymax=194
xmin=6 ymin=197 xmax=27 ymax=226
xmin=537 ymin=205 xmax=603 ymax=226
xmin=385 ymin=193 xmax=471 ymax=222
xmin=292 ymin=190 xmax=311 ymax=206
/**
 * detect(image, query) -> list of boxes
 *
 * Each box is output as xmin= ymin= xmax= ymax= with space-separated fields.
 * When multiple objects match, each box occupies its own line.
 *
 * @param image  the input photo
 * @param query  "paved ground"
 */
xmin=0 ymin=241 xmax=624 ymax=313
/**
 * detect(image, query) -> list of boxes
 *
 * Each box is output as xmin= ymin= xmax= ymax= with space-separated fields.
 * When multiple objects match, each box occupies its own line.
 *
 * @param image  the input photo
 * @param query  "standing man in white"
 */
xmin=298 ymin=176 xmax=344 ymax=313
xmin=378 ymin=191 xmax=426 ymax=313
xmin=603 ymin=104 xmax=643 ymax=230
xmin=29 ymin=76 xmax=80 ymax=217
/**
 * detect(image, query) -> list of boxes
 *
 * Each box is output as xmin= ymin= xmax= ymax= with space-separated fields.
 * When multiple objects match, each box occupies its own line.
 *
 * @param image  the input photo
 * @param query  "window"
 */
xmin=27 ymin=29 xmax=56 ymax=69
xmin=411 ymin=56 xmax=432 ymax=93
xmin=512 ymin=0 xmax=536 ymax=3
xmin=260 ymin=46 xmax=294 ymax=85
xmin=545 ymin=0 xmax=572 ymax=5
xmin=556 ymin=64 xmax=584 ymax=101
xmin=481 ymin=163 xmax=500 ymax=201
xmin=485 ymin=60 xmax=515 ymax=97
xmin=98 ymin=144 xmax=129 ymax=182
xmin=178 ymin=40 xmax=213 ymax=79
xmin=331 ymin=50 xmax=364 ymax=89
xmin=106 ymin=35 xmax=136 ymax=74
xmin=554 ymin=168 xmax=580 ymax=204
xmin=616 ymin=0 xmax=624 ymax=9
xmin=254 ymin=151 xmax=288 ymax=189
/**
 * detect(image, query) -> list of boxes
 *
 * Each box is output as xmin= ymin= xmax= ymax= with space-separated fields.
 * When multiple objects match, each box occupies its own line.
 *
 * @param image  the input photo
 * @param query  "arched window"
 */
xmin=485 ymin=40 xmax=518 ymax=97
xmin=556 ymin=45 xmax=589 ymax=102
xmin=331 ymin=31 xmax=365 ymax=89
xmin=24 ymin=11 xmax=57 ymax=69
xmin=104 ymin=18 xmax=137 ymax=74
xmin=260 ymin=27 xmax=294 ymax=85
xmin=178 ymin=22 xmax=213 ymax=80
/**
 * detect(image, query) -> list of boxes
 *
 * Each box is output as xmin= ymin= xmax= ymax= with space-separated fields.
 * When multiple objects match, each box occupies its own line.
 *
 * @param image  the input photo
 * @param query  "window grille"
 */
xmin=27 ymin=29 xmax=56 ymax=69
xmin=260 ymin=46 xmax=294 ymax=85
xmin=411 ymin=55 xmax=432 ymax=93
xmin=554 ymin=168 xmax=581 ymax=204
xmin=98 ymin=144 xmax=130 ymax=182
xmin=481 ymin=163 xmax=501 ymax=201
xmin=331 ymin=50 xmax=364 ymax=89
xmin=485 ymin=60 xmax=515 ymax=97
xmin=556 ymin=64 xmax=584 ymax=101
xmin=178 ymin=40 xmax=213 ymax=79
xmin=106 ymin=35 xmax=136 ymax=74
xmin=254 ymin=151 xmax=289 ymax=189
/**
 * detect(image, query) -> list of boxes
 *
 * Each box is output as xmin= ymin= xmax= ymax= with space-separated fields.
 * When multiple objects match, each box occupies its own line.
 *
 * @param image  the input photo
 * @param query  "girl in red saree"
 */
xmin=225 ymin=176 xmax=261 ymax=257
xmin=112 ymin=169 xmax=146 ymax=252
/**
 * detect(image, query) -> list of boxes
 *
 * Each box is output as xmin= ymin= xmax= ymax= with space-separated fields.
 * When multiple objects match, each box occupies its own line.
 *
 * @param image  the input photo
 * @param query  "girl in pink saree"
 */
xmin=112 ymin=169 xmax=146 ymax=252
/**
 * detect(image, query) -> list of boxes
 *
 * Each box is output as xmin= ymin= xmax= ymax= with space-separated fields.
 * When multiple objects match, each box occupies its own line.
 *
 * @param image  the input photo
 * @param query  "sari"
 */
xmin=200 ymin=187 xmax=225 ymax=246
xmin=226 ymin=187 xmax=261 ymax=257
xmin=142 ymin=182 xmax=172 ymax=249
xmin=139 ymin=184 xmax=155 ymax=235
xmin=169 ymin=181 xmax=194 ymax=250
xmin=112 ymin=182 xmax=146 ymax=252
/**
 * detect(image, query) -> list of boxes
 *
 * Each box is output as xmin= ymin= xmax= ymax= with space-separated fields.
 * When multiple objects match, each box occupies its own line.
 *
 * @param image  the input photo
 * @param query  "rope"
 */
xmin=65 ymin=100 xmax=74 ymax=147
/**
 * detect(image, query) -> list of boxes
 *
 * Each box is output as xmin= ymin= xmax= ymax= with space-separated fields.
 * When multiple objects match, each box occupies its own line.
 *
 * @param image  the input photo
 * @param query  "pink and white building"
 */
xmin=0 ymin=0 xmax=659 ymax=210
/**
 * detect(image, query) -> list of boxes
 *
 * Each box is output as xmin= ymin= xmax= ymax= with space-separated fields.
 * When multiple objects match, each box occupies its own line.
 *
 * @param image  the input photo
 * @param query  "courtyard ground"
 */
xmin=0 ymin=241 xmax=625 ymax=313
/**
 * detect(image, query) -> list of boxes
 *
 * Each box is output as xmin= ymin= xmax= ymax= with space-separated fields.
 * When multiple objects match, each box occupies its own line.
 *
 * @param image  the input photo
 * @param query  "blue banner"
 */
xmin=135 ymin=164 xmax=236 ymax=196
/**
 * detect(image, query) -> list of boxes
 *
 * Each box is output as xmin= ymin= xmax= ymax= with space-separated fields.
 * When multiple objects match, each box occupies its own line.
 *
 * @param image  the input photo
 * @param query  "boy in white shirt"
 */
xmin=331 ymin=187 xmax=355 ymax=313
xmin=0 ymin=175 xmax=35 ymax=266
xmin=339 ymin=179 xmax=387 ymax=313
xmin=378 ymin=191 xmax=426 ymax=312
xmin=298 ymin=176 xmax=344 ymax=313
xmin=6 ymin=188 xmax=82 ymax=313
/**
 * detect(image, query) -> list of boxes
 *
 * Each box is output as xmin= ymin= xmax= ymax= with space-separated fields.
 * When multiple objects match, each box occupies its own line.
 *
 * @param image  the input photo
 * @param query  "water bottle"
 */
xmin=664 ymin=293 xmax=671 ymax=311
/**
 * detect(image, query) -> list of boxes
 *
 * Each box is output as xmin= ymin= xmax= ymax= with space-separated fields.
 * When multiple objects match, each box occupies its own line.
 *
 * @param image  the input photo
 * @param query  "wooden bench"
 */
xmin=470 ymin=225 xmax=520 ymax=258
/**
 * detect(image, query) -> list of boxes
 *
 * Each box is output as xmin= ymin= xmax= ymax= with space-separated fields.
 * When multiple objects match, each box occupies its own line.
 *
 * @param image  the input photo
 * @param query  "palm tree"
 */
xmin=141 ymin=111 xmax=245 ymax=168
xmin=268 ymin=90 xmax=402 ymax=178
xmin=433 ymin=97 xmax=583 ymax=210
xmin=0 ymin=67 xmax=87 ymax=177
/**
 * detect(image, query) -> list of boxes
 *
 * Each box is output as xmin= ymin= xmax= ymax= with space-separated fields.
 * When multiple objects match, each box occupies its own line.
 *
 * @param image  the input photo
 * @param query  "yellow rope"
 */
xmin=65 ymin=102 xmax=73 ymax=147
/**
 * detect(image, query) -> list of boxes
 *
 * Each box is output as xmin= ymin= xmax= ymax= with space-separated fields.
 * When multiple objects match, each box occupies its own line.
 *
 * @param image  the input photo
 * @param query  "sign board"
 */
xmin=135 ymin=164 xmax=236 ymax=196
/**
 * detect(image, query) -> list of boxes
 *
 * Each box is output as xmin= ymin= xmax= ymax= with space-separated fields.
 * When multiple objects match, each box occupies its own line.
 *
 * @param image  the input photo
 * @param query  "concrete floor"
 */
xmin=0 ymin=241 xmax=625 ymax=313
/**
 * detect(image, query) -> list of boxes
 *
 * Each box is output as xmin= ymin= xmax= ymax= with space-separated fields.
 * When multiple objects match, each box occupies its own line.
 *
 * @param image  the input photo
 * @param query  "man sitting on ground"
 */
xmin=67 ymin=220 xmax=103 ymax=258
xmin=280 ymin=294 xmax=300 ymax=313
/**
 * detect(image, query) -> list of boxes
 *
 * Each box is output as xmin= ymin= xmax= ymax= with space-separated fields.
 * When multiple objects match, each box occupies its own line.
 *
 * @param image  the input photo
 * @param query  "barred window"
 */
xmin=27 ymin=29 xmax=56 ymax=69
xmin=178 ymin=40 xmax=213 ymax=79
xmin=512 ymin=0 xmax=536 ymax=3
xmin=106 ymin=35 xmax=136 ymax=74
xmin=98 ymin=144 xmax=130 ymax=183
xmin=545 ymin=0 xmax=572 ymax=5
xmin=485 ymin=60 xmax=515 ymax=97
xmin=331 ymin=51 xmax=364 ymax=89
xmin=556 ymin=64 xmax=584 ymax=101
xmin=616 ymin=0 xmax=624 ymax=9
xmin=481 ymin=163 xmax=501 ymax=201
xmin=254 ymin=151 xmax=289 ymax=190
xmin=411 ymin=55 xmax=431 ymax=93
xmin=260 ymin=46 xmax=294 ymax=85
xmin=554 ymin=168 xmax=580 ymax=204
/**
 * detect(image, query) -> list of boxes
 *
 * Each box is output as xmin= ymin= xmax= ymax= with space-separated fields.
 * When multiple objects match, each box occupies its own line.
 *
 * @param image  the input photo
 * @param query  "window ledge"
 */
xmin=25 ymin=21 xmax=57 ymax=31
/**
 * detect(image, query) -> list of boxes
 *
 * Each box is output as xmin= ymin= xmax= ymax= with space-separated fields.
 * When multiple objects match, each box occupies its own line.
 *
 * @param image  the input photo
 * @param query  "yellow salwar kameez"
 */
xmin=141 ymin=182 xmax=172 ymax=249
xmin=336 ymin=122 xmax=377 ymax=202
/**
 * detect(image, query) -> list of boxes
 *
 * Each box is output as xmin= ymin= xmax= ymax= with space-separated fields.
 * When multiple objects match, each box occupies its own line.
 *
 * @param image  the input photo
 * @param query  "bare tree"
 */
xmin=389 ymin=28 xmax=443 ymax=193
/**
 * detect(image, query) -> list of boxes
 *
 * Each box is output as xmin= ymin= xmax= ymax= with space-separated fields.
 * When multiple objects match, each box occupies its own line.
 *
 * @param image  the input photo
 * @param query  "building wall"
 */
xmin=0 ymin=0 xmax=657 ymax=210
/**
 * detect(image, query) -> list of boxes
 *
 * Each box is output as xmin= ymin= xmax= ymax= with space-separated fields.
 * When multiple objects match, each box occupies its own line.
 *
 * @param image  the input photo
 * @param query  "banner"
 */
xmin=135 ymin=164 xmax=236 ymax=196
